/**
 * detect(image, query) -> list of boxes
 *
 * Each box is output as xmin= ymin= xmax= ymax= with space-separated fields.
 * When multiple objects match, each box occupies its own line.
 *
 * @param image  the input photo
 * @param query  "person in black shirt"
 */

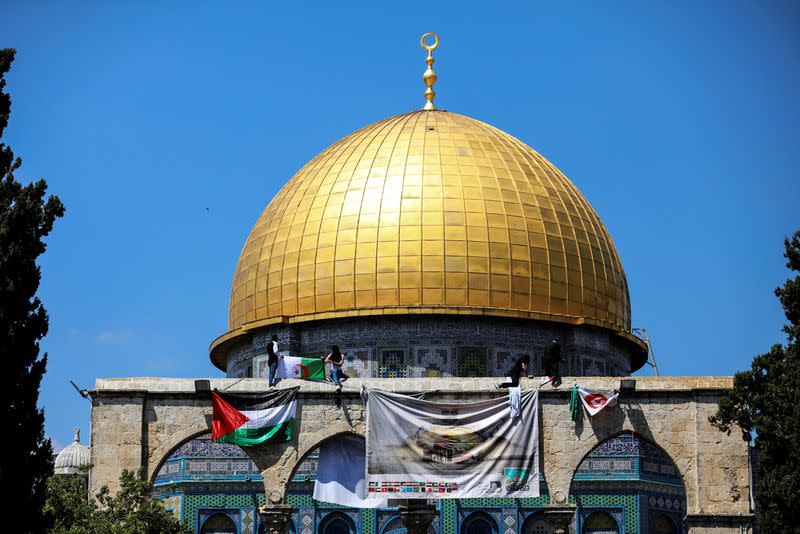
xmin=542 ymin=340 xmax=564 ymax=387
xmin=495 ymin=354 xmax=531 ymax=389
xmin=266 ymin=334 xmax=279 ymax=388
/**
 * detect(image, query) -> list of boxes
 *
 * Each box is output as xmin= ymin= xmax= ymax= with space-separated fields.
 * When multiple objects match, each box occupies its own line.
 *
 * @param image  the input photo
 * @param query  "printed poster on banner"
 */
xmin=365 ymin=389 xmax=540 ymax=499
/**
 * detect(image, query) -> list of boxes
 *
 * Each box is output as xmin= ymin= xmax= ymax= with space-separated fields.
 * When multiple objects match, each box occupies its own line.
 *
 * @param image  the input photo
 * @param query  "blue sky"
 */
xmin=1 ymin=1 xmax=798 ymax=452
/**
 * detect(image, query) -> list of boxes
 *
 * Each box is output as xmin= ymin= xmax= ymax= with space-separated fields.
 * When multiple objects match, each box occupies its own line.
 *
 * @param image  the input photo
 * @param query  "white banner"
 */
xmin=366 ymin=389 xmax=539 ymax=499
xmin=313 ymin=435 xmax=388 ymax=508
xmin=578 ymin=388 xmax=619 ymax=416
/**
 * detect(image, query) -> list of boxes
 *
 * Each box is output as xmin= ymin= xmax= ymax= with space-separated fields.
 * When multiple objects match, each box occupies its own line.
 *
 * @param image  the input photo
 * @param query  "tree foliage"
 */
xmin=0 ymin=48 xmax=65 ymax=534
xmin=45 ymin=469 xmax=190 ymax=534
xmin=710 ymin=231 xmax=800 ymax=531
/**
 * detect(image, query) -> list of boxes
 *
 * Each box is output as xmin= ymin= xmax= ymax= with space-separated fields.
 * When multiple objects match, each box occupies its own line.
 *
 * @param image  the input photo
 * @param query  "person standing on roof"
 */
xmin=542 ymin=340 xmax=565 ymax=387
xmin=495 ymin=354 xmax=531 ymax=389
xmin=266 ymin=334 xmax=279 ymax=388
xmin=324 ymin=345 xmax=349 ymax=391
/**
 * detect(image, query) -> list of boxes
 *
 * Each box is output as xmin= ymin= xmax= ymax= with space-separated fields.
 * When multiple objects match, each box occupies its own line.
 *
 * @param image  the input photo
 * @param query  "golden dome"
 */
xmin=212 ymin=110 xmax=633 ymax=362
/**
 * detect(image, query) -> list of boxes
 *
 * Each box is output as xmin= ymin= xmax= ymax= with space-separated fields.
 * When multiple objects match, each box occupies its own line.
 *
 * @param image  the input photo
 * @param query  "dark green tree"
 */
xmin=710 ymin=231 xmax=800 ymax=532
xmin=0 ymin=48 xmax=65 ymax=533
xmin=45 ymin=469 xmax=190 ymax=534
xmin=44 ymin=474 xmax=99 ymax=534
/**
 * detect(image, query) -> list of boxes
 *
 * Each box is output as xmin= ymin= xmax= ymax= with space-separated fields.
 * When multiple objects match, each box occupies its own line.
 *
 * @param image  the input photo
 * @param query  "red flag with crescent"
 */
xmin=577 ymin=387 xmax=619 ymax=416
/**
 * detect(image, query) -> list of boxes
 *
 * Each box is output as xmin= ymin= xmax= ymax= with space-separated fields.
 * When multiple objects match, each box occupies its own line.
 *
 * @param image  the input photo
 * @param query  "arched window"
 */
xmin=460 ymin=511 xmax=498 ymax=534
xmin=381 ymin=514 xmax=436 ymax=534
xmin=571 ymin=432 xmax=687 ymax=532
xmin=583 ymin=511 xmax=619 ymax=534
xmin=652 ymin=514 xmax=679 ymax=534
xmin=200 ymin=513 xmax=237 ymax=534
xmin=319 ymin=512 xmax=357 ymax=534
xmin=153 ymin=434 xmax=260 ymax=487
xmin=520 ymin=513 xmax=548 ymax=534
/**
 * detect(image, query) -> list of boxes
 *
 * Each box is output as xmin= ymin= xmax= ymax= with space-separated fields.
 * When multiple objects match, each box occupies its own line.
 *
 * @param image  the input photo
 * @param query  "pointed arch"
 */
xmin=459 ymin=511 xmax=499 ymax=534
xmin=570 ymin=431 xmax=686 ymax=533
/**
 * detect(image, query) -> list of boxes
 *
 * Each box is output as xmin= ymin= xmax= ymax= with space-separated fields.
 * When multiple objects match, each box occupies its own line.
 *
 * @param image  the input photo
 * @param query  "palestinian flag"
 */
xmin=211 ymin=388 xmax=298 ymax=446
xmin=276 ymin=355 xmax=326 ymax=380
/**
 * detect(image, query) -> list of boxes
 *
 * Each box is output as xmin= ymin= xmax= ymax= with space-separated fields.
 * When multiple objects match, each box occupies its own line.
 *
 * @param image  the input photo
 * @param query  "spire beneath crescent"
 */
xmin=420 ymin=32 xmax=439 ymax=110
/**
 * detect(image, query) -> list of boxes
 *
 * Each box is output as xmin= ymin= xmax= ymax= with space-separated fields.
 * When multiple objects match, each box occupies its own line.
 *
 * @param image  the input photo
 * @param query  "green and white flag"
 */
xmin=211 ymin=388 xmax=298 ymax=447
xmin=276 ymin=355 xmax=326 ymax=380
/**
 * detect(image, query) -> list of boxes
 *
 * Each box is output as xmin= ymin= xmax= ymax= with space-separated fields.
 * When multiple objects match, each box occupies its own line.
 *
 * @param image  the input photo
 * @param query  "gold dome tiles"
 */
xmin=226 ymin=110 xmax=631 ymax=337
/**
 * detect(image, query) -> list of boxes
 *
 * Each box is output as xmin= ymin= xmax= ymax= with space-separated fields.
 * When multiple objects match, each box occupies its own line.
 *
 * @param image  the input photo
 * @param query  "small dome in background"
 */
xmin=54 ymin=427 xmax=90 ymax=475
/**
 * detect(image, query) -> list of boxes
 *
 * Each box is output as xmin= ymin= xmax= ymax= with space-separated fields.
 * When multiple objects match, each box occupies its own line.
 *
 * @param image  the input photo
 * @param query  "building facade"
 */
xmin=89 ymin=35 xmax=753 ymax=533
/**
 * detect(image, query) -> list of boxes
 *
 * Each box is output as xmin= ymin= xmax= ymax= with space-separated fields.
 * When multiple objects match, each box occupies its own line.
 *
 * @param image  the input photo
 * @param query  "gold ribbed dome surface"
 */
xmin=223 ymin=110 xmax=631 ymax=344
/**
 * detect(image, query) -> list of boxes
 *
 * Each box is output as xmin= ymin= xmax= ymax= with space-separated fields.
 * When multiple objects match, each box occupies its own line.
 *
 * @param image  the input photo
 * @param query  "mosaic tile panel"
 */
xmin=183 ymin=494 xmax=265 ymax=532
xmin=503 ymin=509 xmax=517 ymax=534
xmin=582 ymin=355 xmax=606 ymax=376
xmin=572 ymin=494 xmax=634 ymax=532
xmin=413 ymin=345 xmax=452 ymax=377
xmin=457 ymin=494 xmax=551 ymax=508
xmin=458 ymin=510 xmax=500 ymax=533
xmin=159 ymin=494 xmax=182 ymax=521
xmin=155 ymin=437 xmax=261 ymax=486
xmin=379 ymin=349 xmax=407 ymax=378
xmin=360 ymin=509 xmax=375 ymax=534
xmin=440 ymin=499 xmax=457 ymax=533
xmin=198 ymin=509 xmax=240 ymax=532
xmin=342 ymin=347 xmax=374 ymax=378
xmin=300 ymin=509 xmax=314 ymax=534
xmin=573 ymin=433 xmax=683 ymax=487
xmin=458 ymin=346 xmax=487 ymax=377
xmin=493 ymin=349 xmax=535 ymax=377
xmin=225 ymin=316 xmax=640 ymax=379
xmin=519 ymin=512 xmax=548 ymax=534
xmin=648 ymin=511 xmax=681 ymax=534
xmin=290 ymin=450 xmax=320 ymax=483
xmin=241 ymin=508 xmax=255 ymax=534
xmin=493 ymin=349 xmax=514 ymax=376
xmin=253 ymin=355 xmax=268 ymax=379
xmin=155 ymin=421 xmax=690 ymax=534
xmin=317 ymin=509 xmax=361 ymax=532
xmin=580 ymin=508 xmax=622 ymax=534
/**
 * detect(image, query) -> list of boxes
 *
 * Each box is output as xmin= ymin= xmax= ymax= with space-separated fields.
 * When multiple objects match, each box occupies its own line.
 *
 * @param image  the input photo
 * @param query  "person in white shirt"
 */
xmin=267 ymin=334 xmax=279 ymax=387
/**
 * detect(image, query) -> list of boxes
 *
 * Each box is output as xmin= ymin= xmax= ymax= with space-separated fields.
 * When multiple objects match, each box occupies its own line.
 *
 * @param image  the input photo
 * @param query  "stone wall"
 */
xmin=89 ymin=376 xmax=752 ymax=533
xmin=223 ymin=316 xmax=643 ymax=379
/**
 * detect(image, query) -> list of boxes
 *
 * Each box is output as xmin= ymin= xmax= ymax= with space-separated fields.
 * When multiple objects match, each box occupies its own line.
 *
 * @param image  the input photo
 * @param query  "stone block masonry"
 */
xmin=89 ymin=376 xmax=753 ymax=533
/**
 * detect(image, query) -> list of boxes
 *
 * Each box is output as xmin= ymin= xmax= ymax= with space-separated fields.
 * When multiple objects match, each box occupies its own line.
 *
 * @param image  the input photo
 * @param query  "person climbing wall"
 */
xmin=542 ymin=340 xmax=565 ymax=387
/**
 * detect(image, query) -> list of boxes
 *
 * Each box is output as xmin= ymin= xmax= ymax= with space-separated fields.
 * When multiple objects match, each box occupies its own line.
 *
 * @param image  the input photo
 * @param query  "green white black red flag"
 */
xmin=211 ymin=388 xmax=298 ymax=447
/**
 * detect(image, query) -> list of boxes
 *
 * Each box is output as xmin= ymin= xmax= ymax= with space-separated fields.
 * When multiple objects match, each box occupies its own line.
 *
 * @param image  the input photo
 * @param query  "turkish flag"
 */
xmin=577 ymin=388 xmax=619 ymax=416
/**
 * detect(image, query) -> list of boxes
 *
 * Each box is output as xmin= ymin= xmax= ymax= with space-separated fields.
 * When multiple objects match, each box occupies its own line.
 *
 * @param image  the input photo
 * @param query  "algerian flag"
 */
xmin=578 ymin=388 xmax=619 ymax=416
xmin=211 ymin=388 xmax=297 ymax=447
xmin=276 ymin=356 xmax=326 ymax=380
